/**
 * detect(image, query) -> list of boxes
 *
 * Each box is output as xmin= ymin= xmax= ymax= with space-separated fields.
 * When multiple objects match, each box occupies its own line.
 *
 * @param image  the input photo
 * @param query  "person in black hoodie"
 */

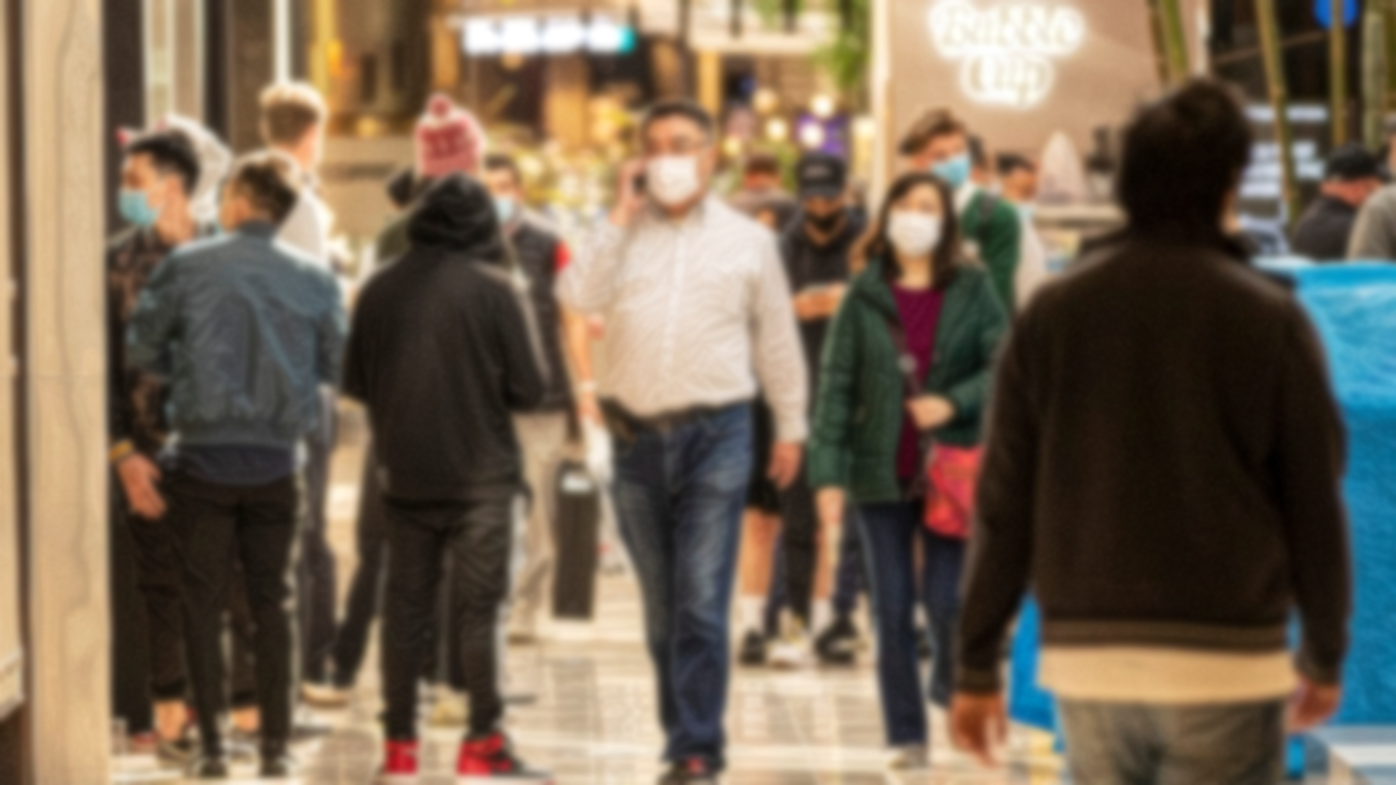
xmin=342 ymin=174 xmax=552 ymax=783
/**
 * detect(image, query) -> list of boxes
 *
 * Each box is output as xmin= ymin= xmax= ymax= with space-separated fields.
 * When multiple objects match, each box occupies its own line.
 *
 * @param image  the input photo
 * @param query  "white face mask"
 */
xmin=887 ymin=210 xmax=942 ymax=258
xmin=646 ymin=155 xmax=703 ymax=207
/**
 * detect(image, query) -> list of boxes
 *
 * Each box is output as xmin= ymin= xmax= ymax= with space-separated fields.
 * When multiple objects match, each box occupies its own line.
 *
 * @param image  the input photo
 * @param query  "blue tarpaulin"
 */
xmin=1006 ymin=261 xmax=1396 ymax=752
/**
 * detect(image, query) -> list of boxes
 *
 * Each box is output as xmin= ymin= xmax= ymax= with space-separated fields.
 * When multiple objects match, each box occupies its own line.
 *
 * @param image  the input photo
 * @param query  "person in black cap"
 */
xmin=758 ymin=152 xmax=867 ymax=668
xmin=1293 ymin=143 xmax=1383 ymax=261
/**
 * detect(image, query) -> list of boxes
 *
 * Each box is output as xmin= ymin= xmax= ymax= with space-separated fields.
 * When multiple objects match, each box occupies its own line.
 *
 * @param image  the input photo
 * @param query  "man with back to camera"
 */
xmin=258 ymin=81 xmax=345 ymax=700
xmin=128 ymin=151 xmax=347 ymax=778
xmin=559 ymin=100 xmax=807 ymax=784
xmin=1349 ymin=125 xmax=1396 ymax=260
xmin=901 ymin=112 xmax=1047 ymax=310
xmin=343 ymin=173 xmax=552 ymax=783
xmin=482 ymin=152 xmax=602 ymax=644
xmin=952 ymin=79 xmax=1352 ymax=784
xmin=1290 ymin=143 xmax=1383 ymax=261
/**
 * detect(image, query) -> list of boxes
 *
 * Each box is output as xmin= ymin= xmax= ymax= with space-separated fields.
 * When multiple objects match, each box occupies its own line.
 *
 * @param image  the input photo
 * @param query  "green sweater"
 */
xmin=962 ymin=190 xmax=1022 ymax=309
xmin=807 ymin=259 xmax=1008 ymax=503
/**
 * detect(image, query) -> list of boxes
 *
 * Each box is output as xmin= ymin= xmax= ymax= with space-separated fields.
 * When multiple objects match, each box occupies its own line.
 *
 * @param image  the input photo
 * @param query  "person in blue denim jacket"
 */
xmin=128 ymin=149 xmax=346 ymax=780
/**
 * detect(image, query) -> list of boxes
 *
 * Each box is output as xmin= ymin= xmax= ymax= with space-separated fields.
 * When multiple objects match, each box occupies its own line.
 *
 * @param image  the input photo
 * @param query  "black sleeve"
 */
xmin=495 ymin=279 xmax=550 ymax=410
xmin=340 ymin=301 xmax=371 ymax=404
xmin=956 ymin=308 xmax=1039 ymax=694
xmin=1275 ymin=306 xmax=1352 ymax=685
xmin=106 ymin=249 xmax=132 ymax=450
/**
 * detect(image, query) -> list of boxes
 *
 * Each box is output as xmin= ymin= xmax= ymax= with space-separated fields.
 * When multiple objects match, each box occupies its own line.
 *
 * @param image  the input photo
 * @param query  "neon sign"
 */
xmin=928 ymin=1 xmax=1087 ymax=109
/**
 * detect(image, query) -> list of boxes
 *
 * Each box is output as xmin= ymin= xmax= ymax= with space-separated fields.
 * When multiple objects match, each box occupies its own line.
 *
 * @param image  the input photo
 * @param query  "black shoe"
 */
xmin=188 ymin=753 xmax=230 ymax=779
xmin=260 ymin=752 xmax=299 ymax=778
xmin=260 ymin=738 xmax=298 ymax=778
xmin=815 ymin=615 xmax=859 ymax=665
xmin=737 ymin=629 xmax=767 ymax=666
xmin=157 ymin=736 xmax=198 ymax=765
xmin=658 ymin=758 xmax=719 ymax=784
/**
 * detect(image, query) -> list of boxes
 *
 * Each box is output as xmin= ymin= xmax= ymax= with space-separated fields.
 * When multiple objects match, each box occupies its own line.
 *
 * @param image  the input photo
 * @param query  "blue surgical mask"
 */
xmin=932 ymin=153 xmax=972 ymax=190
xmin=119 ymin=189 xmax=162 ymax=228
xmin=494 ymin=196 xmax=518 ymax=225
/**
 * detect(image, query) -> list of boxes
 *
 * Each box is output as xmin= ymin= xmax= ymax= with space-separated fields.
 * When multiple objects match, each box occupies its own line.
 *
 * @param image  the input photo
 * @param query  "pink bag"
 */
xmin=923 ymin=444 xmax=984 ymax=540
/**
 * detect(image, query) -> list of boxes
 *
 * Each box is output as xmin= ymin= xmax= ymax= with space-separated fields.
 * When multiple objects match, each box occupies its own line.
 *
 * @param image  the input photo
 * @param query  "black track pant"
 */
xmin=381 ymin=496 xmax=512 ymax=740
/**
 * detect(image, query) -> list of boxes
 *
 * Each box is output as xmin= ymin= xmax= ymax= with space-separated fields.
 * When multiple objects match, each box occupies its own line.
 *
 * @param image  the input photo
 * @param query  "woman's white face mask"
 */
xmin=887 ymin=210 xmax=943 ymax=258
xmin=646 ymin=155 xmax=703 ymax=207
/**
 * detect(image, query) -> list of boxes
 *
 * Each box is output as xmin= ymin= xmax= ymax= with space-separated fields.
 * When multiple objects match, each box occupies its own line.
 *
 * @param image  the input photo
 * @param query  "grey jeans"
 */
xmin=1058 ymin=699 xmax=1287 ymax=785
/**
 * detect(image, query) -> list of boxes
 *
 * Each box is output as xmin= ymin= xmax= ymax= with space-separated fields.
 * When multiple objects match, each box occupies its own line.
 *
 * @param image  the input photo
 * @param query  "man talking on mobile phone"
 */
xmin=559 ymin=100 xmax=807 ymax=785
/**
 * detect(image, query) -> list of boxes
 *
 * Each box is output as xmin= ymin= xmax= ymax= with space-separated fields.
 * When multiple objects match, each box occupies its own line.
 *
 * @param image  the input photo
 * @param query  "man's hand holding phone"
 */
xmin=611 ymin=159 xmax=648 ymax=228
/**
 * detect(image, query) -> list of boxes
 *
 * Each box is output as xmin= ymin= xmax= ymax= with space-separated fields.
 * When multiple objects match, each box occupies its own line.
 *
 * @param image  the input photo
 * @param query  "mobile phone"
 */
xmin=632 ymin=172 xmax=647 ymax=195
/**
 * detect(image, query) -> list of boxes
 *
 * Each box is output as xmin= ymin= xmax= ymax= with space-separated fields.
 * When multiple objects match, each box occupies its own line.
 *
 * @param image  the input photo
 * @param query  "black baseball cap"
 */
xmin=796 ymin=153 xmax=847 ymax=199
xmin=1325 ymin=143 xmax=1382 ymax=182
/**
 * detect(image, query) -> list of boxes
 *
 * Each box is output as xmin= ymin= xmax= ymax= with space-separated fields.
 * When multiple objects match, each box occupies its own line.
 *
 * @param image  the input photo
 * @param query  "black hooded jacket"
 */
xmin=343 ymin=174 xmax=549 ymax=501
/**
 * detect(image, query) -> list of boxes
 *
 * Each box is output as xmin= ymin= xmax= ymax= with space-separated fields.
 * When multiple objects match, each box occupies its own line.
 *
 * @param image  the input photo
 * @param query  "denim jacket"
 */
xmin=127 ymin=222 xmax=346 ymax=450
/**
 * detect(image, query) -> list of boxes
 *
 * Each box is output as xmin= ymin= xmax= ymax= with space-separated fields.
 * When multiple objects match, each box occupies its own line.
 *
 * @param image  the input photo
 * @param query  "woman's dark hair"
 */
xmin=854 ymin=171 xmax=961 ymax=291
xmin=1118 ymin=79 xmax=1252 ymax=236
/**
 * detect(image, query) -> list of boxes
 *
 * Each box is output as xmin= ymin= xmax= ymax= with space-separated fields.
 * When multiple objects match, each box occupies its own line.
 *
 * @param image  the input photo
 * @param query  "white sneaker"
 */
xmin=888 ymin=744 xmax=930 ymax=770
xmin=302 ymin=681 xmax=352 ymax=708
xmin=767 ymin=614 xmax=815 ymax=670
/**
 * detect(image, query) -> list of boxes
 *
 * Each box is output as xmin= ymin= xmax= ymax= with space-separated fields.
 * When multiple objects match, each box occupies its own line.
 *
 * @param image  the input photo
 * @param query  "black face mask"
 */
xmin=805 ymin=210 xmax=845 ymax=233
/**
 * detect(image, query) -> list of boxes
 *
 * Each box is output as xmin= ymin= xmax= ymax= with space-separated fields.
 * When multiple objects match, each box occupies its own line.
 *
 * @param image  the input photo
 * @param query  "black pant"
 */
xmin=328 ymin=449 xmax=390 ymax=687
xmin=299 ymin=403 xmax=338 ymax=683
xmin=779 ymin=467 xmax=819 ymax=625
xmin=127 ymin=509 xmax=189 ymax=701
xmin=111 ymin=493 xmax=158 ymax=734
xmin=169 ymin=472 xmax=299 ymax=753
xmin=382 ymin=496 xmax=512 ymax=740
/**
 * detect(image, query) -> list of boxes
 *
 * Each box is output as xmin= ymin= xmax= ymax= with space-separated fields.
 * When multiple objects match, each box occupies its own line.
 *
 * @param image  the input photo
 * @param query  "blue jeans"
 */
xmin=858 ymin=500 xmax=965 ymax=746
xmin=1058 ymin=700 xmax=1287 ymax=785
xmin=613 ymin=405 xmax=753 ymax=769
xmin=831 ymin=508 xmax=864 ymax=618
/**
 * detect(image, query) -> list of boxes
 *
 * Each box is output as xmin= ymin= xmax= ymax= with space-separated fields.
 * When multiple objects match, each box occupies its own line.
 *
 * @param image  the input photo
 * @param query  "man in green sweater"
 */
xmin=900 ymin=110 xmax=1046 ymax=310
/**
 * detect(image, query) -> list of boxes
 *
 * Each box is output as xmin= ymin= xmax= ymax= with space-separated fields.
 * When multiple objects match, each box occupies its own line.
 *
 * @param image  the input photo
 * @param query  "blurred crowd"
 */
xmin=107 ymin=76 xmax=1363 ymax=785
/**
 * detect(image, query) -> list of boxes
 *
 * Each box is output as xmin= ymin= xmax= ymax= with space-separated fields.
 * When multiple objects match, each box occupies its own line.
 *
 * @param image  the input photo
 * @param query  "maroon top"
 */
xmin=893 ymin=284 xmax=946 ymax=478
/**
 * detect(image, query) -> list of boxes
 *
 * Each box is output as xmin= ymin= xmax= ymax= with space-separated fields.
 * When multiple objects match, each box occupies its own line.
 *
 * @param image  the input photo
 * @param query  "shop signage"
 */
xmin=928 ymin=0 xmax=1087 ymax=109
xmin=463 ymin=15 xmax=637 ymax=56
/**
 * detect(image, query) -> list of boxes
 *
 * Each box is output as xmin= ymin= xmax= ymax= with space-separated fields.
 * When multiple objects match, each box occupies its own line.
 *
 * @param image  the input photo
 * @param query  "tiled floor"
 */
xmin=104 ymin=423 xmax=1074 ymax=783
xmin=285 ymin=430 xmax=1065 ymax=784
xmin=108 ymin=416 xmax=1370 ymax=784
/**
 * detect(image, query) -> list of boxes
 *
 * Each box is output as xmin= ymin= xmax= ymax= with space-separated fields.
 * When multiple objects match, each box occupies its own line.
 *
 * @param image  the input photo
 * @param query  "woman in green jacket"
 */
xmin=808 ymin=171 xmax=1007 ymax=767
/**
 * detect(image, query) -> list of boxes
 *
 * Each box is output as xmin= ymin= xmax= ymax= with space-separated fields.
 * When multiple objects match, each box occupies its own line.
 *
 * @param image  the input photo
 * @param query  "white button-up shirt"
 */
xmin=559 ymin=195 xmax=808 ymax=443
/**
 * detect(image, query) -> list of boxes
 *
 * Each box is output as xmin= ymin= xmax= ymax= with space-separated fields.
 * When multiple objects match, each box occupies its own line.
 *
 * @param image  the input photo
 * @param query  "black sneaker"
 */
xmin=737 ymin=629 xmax=767 ymax=666
xmin=188 ymin=753 xmax=230 ymax=779
xmin=260 ymin=739 xmax=298 ymax=778
xmin=658 ymin=758 xmax=719 ymax=784
xmin=815 ymin=615 xmax=860 ymax=666
xmin=260 ymin=751 xmax=299 ymax=778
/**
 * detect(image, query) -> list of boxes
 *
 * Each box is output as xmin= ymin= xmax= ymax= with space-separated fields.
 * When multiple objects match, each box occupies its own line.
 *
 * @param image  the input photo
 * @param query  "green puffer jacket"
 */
xmin=807 ymin=258 xmax=1008 ymax=503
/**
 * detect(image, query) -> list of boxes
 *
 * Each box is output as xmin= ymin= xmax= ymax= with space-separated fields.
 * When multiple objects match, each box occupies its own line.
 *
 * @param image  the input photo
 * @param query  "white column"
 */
xmin=0 ymin=0 xmax=22 ymax=726
xmin=22 ymin=0 xmax=111 ymax=781
xmin=869 ymin=0 xmax=894 ymax=211
xmin=274 ymin=0 xmax=293 ymax=83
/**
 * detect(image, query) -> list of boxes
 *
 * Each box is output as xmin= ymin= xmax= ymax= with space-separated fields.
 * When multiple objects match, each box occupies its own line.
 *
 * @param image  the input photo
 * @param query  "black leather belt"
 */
xmin=600 ymin=399 xmax=744 ymax=442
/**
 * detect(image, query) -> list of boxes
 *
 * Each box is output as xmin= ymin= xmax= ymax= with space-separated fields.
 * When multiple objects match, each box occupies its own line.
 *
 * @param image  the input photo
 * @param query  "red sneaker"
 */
xmin=378 ymin=740 xmax=420 ymax=785
xmin=457 ymin=732 xmax=553 ymax=782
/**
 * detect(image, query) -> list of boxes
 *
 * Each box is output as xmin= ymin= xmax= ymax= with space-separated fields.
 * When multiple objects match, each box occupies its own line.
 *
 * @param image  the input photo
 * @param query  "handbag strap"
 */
xmin=881 ymin=312 xmax=924 ymax=405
